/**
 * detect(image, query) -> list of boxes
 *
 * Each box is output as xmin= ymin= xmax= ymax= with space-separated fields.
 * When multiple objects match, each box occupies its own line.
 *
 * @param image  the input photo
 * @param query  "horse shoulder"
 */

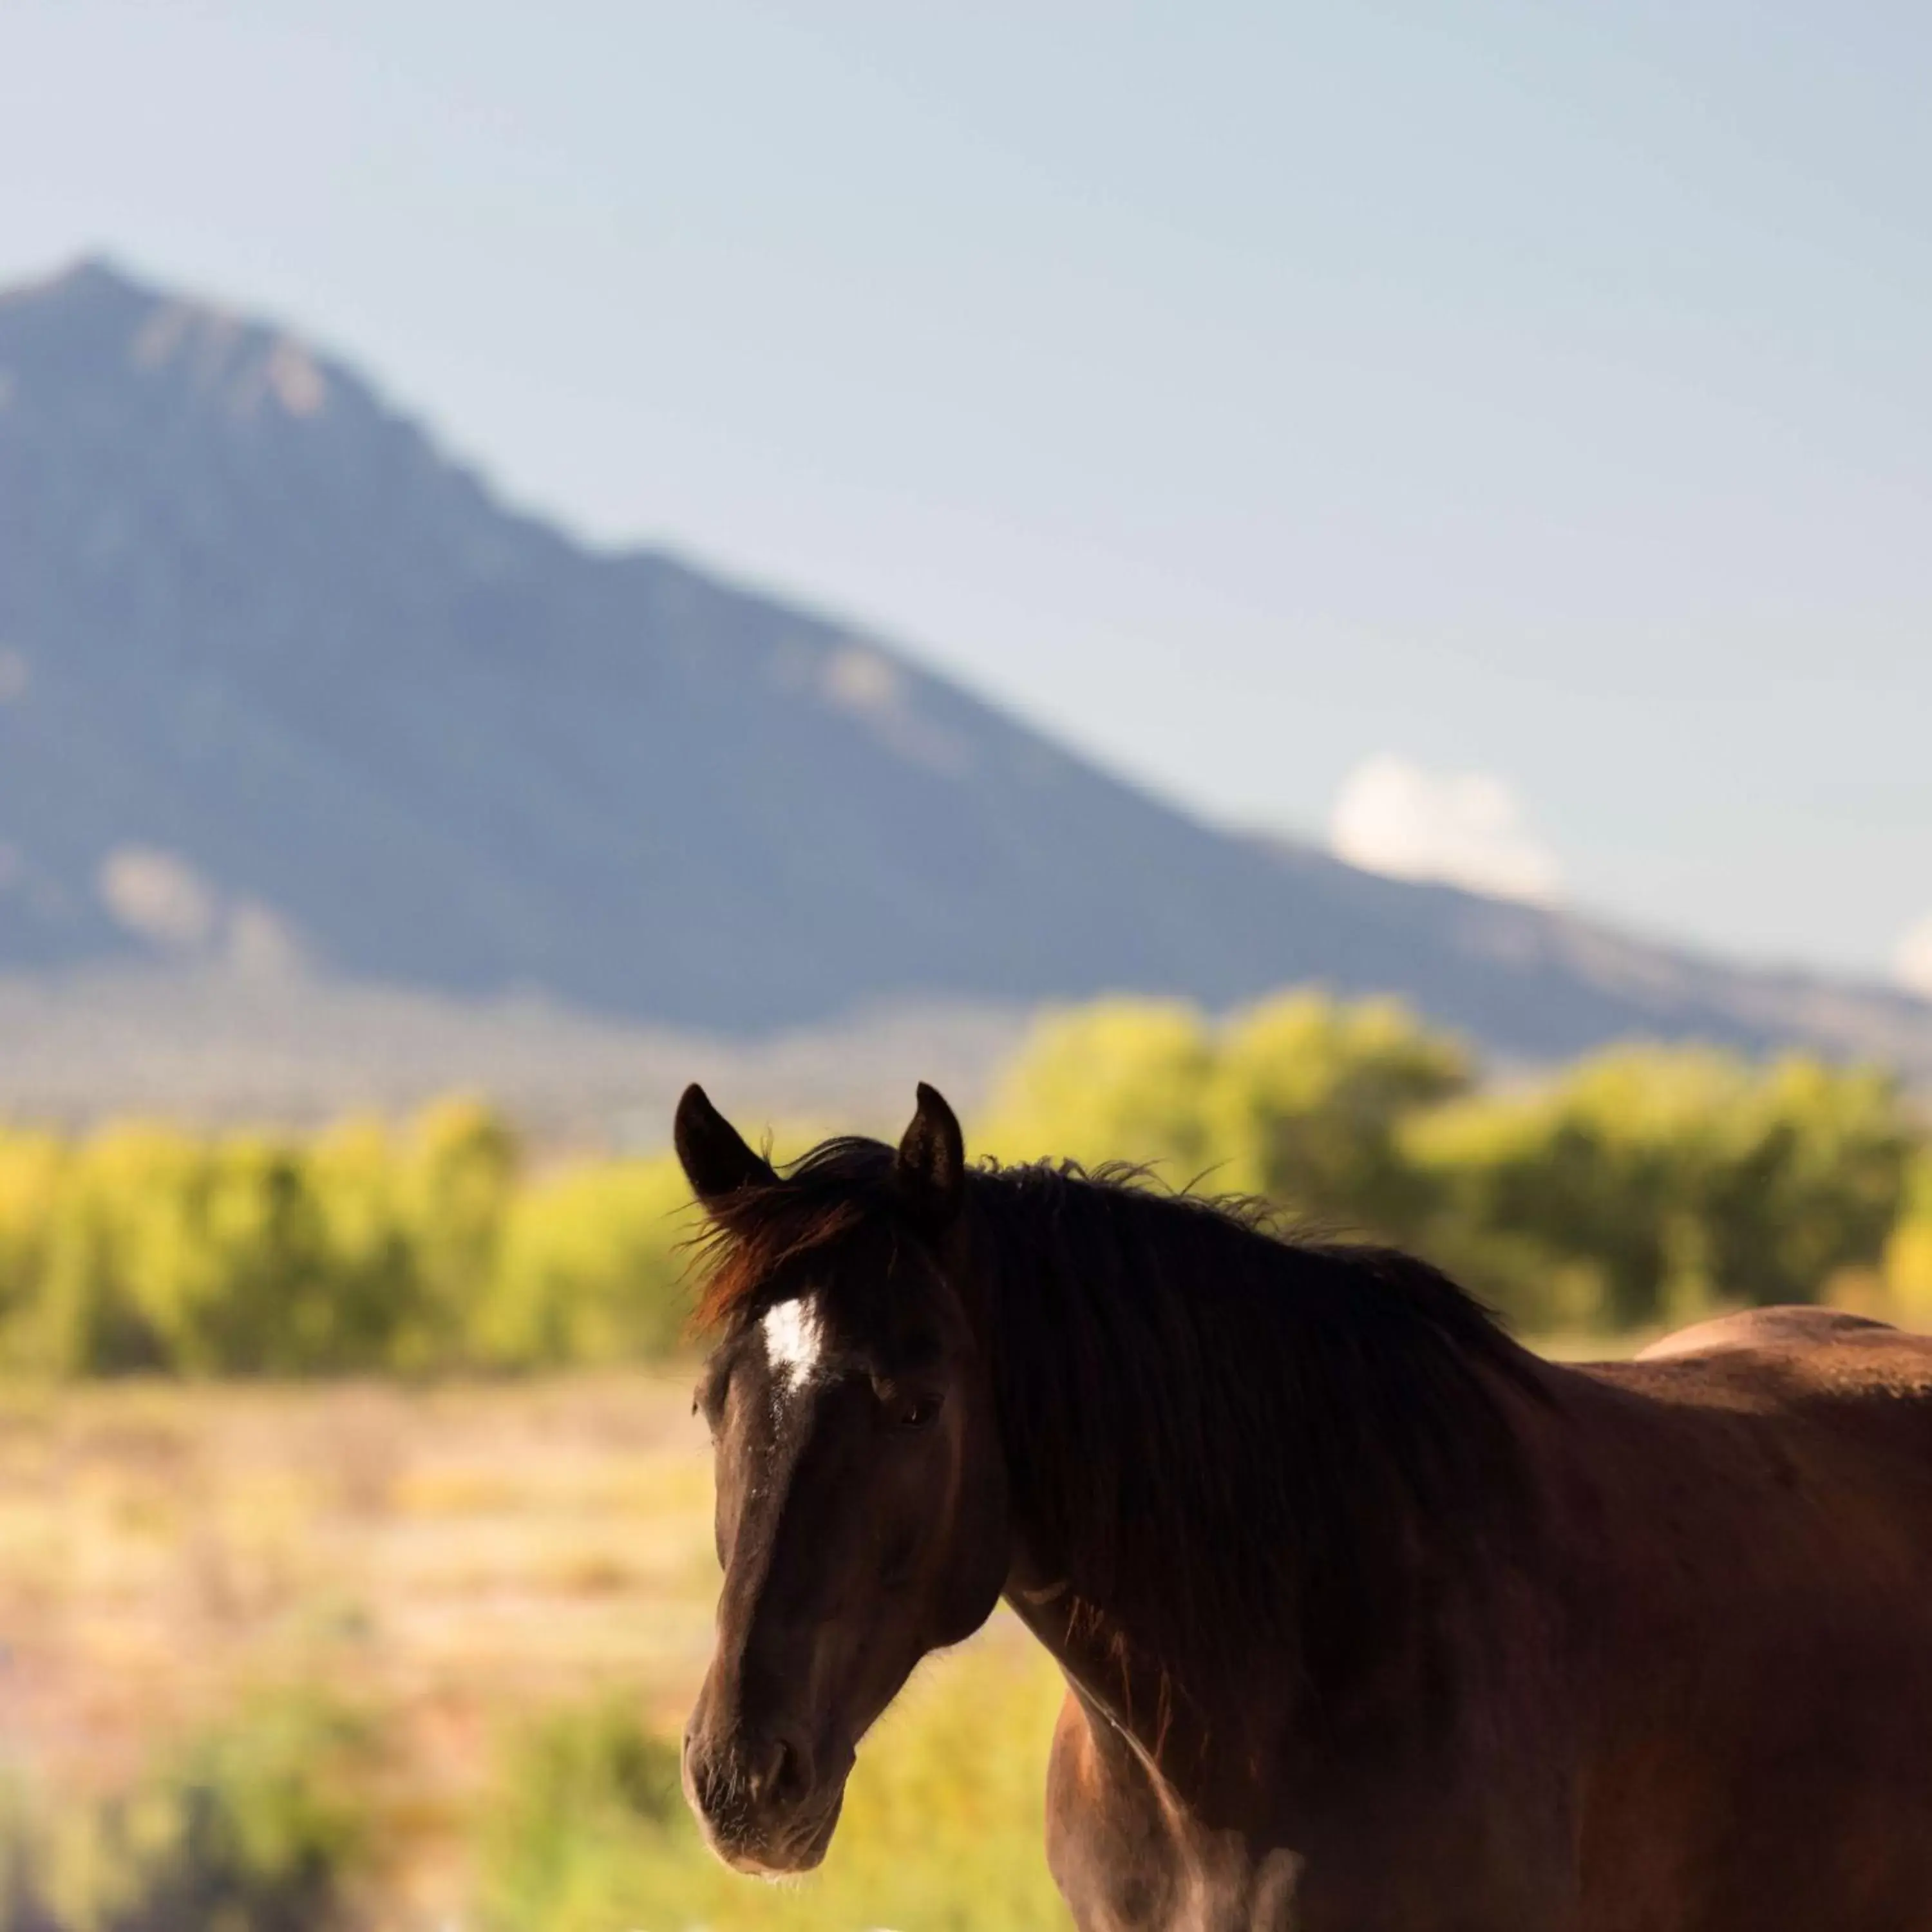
xmin=1044 ymin=1688 xmax=1195 ymax=1931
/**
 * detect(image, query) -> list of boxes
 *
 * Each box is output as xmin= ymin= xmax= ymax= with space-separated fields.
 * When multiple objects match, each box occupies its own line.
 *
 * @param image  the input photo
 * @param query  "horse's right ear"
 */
xmin=896 ymin=1081 xmax=967 ymax=1236
xmin=675 ymin=1084 xmax=777 ymax=1206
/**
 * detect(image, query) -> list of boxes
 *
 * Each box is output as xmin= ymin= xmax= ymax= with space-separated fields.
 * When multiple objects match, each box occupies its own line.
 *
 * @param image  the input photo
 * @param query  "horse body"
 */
xmin=673 ymin=1086 xmax=1932 ymax=1931
xmin=1039 ymin=1307 xmax=1932 ymax=1931
xmin=1562 ymin=1312 xmax=1932 ymax=1932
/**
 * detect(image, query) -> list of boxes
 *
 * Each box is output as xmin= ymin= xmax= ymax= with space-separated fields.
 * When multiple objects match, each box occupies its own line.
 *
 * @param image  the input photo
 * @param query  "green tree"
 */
xmin=1409 ymin=1047 xmax=1915 ymax=1330
xmin=1206 ymin=992 xmax=1469 ymax=1236
xmin=480 ymin=1156 xmax=697 ymax=1367
xmin=395 ymin=1097 xmax=521 ymax=1371
xmin=980 ymin=998 xmax=1218 ymax=1175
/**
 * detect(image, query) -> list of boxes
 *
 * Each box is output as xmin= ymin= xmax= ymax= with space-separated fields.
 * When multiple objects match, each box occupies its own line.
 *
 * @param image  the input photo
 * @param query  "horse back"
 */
xmin=1560 ymin=1307 xmax=1932 ymax=1930
xmin=1616 ymin=1303 xmax=1932 ymax=1458
xmin=1634 ymin=1303 xmax=1913 ymax=1364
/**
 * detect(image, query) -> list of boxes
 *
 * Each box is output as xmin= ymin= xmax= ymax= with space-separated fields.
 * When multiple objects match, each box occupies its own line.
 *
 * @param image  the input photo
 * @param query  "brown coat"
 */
xmin=675 ymin=1085 xmax=1932 ymax=1931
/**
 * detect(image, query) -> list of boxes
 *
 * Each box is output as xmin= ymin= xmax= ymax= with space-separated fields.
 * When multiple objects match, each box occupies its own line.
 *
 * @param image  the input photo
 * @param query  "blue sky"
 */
xmin=3 ymin=1 xmax=1929 ymax=988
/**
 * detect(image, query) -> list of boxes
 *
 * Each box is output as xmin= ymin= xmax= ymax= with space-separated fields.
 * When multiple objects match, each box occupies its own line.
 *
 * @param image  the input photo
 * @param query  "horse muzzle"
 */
xmin=681 ymin=1720 xmax=848 ymax=1875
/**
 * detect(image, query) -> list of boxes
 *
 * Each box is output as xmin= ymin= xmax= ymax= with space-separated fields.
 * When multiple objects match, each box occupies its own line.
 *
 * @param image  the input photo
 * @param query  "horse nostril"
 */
xmin=747 ymin=1730 xmax=813 ymax=1810
xmin=776 ymin=1730 xmax=812 ymax=1804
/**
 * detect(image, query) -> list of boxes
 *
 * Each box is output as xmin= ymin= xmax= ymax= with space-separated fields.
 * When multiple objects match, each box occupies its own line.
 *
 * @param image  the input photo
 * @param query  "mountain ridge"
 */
xmin=3 ymin=254 xmax=1929 ymax=1077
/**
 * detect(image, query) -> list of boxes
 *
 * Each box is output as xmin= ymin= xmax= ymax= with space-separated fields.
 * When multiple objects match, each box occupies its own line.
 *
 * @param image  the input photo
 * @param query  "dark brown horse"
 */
xmin=675 ymin=1083 xmax=1932 ymax=1931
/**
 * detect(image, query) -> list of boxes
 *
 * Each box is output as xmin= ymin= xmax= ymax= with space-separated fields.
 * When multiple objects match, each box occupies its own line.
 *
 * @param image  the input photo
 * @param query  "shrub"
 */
xmin=6 ymin=1691 xmax=376 ymax=1931
xmin=0 ymin=999 xmax=1921 ymax=1374
xmin=1408 ymin=1048 xmax=1915 ymax=1329
xmin=479 ymin=1158 xmax=697 ymax=1368
xmin=475 ymin=1648 xmax=1071 ymax=1931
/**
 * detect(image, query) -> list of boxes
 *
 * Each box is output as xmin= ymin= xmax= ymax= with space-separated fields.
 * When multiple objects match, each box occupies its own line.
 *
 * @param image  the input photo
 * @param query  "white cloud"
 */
xmin=1895 ymin=914 xmax=1932 ymax=1000
xmin=1329 ymin=754 xmax=1562 ymax=905
xmin=99 ymin=846 xmax=220 ymax=951
xmin=97 ymin=847 xmax=309 ymax=971
xmin=226 ymin=900 xmax=308 ymax=978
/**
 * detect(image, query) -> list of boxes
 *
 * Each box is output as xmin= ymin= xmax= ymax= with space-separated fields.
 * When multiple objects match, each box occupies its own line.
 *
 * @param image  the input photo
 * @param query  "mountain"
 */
xmin=3 ymin=255 xmax=1929 ymax=1080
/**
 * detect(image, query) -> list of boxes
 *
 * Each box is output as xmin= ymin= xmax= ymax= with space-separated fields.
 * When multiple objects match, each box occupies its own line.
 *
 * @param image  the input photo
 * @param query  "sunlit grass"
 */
xmin=473 ymin=1641 xmax=1072 ymax=1932
xmin=6 ymin=1337 xmax=1694 ymax=1927
xmin=0 ymin=1372 xmax=1077 ymax=1926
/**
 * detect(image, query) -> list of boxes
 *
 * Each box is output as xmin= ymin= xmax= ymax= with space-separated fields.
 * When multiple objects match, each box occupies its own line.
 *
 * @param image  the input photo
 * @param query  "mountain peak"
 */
xmin=0 ymin=256 xmax=348 ymax=431
xmin=3 ymin=251 xmax=154 ymax=315
xmin=53 ymin=250 xmax=145 ymax=292
xmin=1 ymin=259 xmax=1927 ymax=1072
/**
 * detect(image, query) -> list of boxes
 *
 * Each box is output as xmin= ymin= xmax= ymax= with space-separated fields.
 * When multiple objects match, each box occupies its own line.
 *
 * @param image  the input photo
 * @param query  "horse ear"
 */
xmin=675 ymin=1084 xmax=776 ymax=1205
xmin=896 ymin=1082 xmax=966 ymax=1235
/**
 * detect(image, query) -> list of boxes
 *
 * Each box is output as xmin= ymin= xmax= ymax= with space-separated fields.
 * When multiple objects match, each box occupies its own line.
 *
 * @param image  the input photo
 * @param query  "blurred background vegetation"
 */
xmin=3 ymin=989 xmax=1927 ymax=1381
xmin=3 ymin=989 xmax=1929 ymax=1928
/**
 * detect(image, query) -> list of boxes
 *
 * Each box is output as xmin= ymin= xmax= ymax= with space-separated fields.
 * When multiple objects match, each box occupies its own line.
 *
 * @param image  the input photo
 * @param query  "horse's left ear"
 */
xmin=896 ymin=1082 xmax=966 ymax=1236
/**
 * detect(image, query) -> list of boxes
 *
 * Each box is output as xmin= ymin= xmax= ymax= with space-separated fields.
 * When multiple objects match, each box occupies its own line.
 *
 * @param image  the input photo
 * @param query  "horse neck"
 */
xmin=1005 ymin=1540 xmax=1254 ymax=1799
xmin=999 ymin=1378 xmax=1556 ymax=1820
xmin=964 ymin=1180 xmax=1301 ymax=1771
xmin=963 ymin=1173 xmax=1554 ymax=1790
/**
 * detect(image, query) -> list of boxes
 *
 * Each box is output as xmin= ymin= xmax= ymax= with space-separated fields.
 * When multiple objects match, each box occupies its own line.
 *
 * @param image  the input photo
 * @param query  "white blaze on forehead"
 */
xmin=761 ymin=1296 xmax=824 ymax=1394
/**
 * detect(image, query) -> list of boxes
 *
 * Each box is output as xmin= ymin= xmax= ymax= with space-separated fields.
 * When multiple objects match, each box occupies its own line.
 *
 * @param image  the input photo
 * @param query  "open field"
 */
xmin=0 ymin=1371 xmax=1067 ymax=1929
xmin=0 ymin=1320 xmax=1866 ymax=1929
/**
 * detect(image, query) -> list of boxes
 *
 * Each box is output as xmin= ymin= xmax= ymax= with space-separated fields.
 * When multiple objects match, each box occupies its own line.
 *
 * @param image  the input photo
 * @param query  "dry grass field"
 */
xmin=0 ymin=1372 xmax=1065 ymax=1928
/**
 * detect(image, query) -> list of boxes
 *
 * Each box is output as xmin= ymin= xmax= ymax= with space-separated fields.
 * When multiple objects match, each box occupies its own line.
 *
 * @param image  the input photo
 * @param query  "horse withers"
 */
xmin=676 ymin=1081 xmax=1932 ymax=1931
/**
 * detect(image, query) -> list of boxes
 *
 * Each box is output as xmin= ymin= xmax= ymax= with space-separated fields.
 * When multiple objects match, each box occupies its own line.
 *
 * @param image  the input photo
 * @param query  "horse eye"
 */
xmin=694 ymin=1363 xmax=730 ymax=1432
xmin=893 ymin=1391 xmax=944 ymax=1432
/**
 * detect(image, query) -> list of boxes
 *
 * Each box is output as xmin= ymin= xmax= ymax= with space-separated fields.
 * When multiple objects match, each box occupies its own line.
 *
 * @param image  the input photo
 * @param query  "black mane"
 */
xmin=693 ymin=1136 xmax=1543 ymax=1701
